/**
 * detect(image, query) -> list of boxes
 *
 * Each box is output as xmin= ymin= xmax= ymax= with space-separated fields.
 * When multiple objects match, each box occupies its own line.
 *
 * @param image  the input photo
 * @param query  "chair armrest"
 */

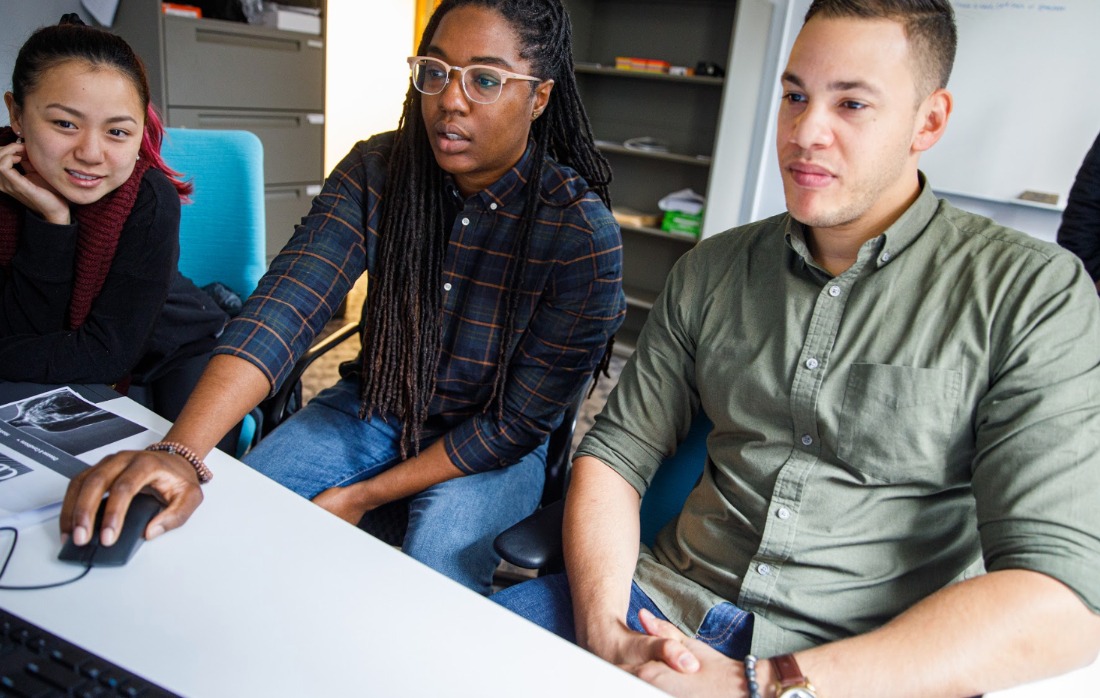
xmin=258 ymin=320 xmax=362 ymax=437
xmin=493 ymin=498 xmax=565 ymax=571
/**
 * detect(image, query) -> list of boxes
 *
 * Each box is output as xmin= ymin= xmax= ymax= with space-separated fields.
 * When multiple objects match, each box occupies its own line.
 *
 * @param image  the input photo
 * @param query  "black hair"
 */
xmin=11 ymin=14 xmax=150 ymax=116
xmin=804 ymin=0 xmax=957 ymax=95
xmin=359 ymin=0 xmax=613 ymax=456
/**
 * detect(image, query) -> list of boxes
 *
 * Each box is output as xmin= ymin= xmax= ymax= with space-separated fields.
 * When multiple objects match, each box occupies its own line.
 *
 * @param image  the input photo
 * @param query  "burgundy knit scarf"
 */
xmin=0 ymin=125 xmax=151 ymax=329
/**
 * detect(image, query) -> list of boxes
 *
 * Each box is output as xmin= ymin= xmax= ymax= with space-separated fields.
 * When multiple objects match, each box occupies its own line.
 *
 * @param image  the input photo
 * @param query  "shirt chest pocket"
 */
xmin=837 ymin=363 xmax=963 ymax=485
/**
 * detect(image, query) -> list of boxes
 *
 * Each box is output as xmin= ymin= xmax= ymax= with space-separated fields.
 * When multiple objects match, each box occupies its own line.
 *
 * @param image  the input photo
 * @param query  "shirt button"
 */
xmin=461 ymin=217 xmax=470 ymax=226
xmin=757 ymin=563 xmax=772 ymax=576
xmin=443 ymin=282 xmax=452 ymax=291
xmin=777 ymin=507 xmax=791 ymax=520
xmin=801 ymin=434 xmax=813 ymax=446
xmin=880 ymin=251 xmax=892 ymax=263
xmin=805 ymin=358 xmax=819 ymax=370
xmin=489 ymin=203 xmax=498 ymax=210
xmin=828 ymin=285 xmax=841 ymax=297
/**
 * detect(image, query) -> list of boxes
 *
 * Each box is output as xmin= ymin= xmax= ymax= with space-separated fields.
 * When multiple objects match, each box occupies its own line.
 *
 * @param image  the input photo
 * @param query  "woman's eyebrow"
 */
xmin=425 ymin=45 xmax=513 ymax=68
xmin=44 ymin=103 xmax=139 ymax=125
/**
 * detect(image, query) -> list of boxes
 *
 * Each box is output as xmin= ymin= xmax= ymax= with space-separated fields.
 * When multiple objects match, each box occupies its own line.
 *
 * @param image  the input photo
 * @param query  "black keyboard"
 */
xmin=0 ymin=607 xmax=179 ymax=698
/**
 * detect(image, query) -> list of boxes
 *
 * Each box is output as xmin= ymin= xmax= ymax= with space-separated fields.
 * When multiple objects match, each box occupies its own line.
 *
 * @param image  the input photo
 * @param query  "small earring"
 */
xmin=136 ymin=154 xmax=141 ymax=161
xmin=14 ymin=132 xmax=23 ymax=143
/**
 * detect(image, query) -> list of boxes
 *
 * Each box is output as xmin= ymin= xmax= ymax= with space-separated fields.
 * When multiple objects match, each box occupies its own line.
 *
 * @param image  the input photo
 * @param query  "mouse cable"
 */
xmin=0 ymin=527 xmax=92 ymax=590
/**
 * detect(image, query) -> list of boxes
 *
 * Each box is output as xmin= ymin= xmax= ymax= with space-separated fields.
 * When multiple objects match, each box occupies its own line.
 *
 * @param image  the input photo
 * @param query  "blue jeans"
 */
xmin=244 ymin=378 xmax=546 ymax=595
xmin=492 ymin=573 xmax=754 ymax=659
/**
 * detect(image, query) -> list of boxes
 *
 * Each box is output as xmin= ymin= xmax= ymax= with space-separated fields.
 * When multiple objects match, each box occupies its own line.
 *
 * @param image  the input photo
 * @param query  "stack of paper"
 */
xmin=261 ymin=3 xmax=322 ymax=34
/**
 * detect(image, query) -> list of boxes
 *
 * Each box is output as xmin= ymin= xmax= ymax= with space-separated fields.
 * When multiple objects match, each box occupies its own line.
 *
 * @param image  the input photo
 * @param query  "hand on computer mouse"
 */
xmin=58 ymin=493 xmax=165 ymax=567
xmin=60 ymin=448 xmax=205 ymax=547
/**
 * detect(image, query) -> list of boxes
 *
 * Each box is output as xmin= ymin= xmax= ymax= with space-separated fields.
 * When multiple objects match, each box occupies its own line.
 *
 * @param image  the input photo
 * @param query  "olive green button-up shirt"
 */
xmin=576 ymin=180 xmax=1100 ymax=656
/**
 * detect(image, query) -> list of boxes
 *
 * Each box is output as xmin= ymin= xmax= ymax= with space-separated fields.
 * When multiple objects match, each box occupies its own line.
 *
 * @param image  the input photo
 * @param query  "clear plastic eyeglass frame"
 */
xmin=407 ymin=56 xmax=542 ymax=104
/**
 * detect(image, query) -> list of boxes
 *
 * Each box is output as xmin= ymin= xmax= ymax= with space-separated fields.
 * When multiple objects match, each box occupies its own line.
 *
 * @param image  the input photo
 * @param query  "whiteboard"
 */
xmin=924 ymin=1 xmax=1100 ymax=206
xmin=747 ymin=0 xmax=1099 ymax=223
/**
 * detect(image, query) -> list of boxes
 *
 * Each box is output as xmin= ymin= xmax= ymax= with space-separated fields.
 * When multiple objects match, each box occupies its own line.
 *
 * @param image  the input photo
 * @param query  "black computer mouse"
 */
xmin=58 ymin=493 xmax=164 ymax=567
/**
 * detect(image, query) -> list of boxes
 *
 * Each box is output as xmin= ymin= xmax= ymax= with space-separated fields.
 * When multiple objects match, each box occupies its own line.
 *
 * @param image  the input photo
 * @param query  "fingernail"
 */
xmin=148 ymin=524 xmax=165 ymax=540
xmin=101 ymin=526 xmax=117 ymax=546
xmin=73 ymin=525 xmax=88 ymax=546
xmin=679 ymin=653 xmax=699 ymax=671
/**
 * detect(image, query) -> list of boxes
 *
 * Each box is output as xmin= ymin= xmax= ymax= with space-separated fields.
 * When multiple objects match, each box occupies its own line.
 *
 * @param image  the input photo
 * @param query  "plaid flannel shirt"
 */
xmin=217 ymin=131 xmax=625 ymax=473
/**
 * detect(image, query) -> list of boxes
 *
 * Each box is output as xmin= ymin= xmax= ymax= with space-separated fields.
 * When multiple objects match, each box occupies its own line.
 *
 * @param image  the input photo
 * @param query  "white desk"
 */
xmin=2 ymin=392 xmax=1095 ymax=697
xmin=0 ymin=395 xmax=664 ymax=697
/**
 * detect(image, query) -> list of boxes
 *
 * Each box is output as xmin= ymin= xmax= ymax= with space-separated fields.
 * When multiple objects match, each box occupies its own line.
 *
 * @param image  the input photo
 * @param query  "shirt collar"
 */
xmin=785 ymin=171 xmax=940 ymax=274
xmin=442 ymin=139 xmax=537 ymax=211
xmin=872 ymin=171 xmax=938 ymax=269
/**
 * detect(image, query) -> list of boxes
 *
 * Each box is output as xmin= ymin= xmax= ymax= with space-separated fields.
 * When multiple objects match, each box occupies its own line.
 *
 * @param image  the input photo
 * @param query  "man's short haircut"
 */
xmin=804 ymin=0 xmax=957 ymax=97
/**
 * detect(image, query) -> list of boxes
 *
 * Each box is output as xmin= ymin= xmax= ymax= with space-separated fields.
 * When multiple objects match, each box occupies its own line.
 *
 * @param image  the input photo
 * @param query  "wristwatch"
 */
xmin=771 ymin=653 xmax=817 ymax=698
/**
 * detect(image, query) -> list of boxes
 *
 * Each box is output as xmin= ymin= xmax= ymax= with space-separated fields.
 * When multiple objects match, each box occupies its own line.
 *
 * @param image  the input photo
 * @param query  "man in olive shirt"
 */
xmin=494 ymin=1 xmax=1100 ymax=696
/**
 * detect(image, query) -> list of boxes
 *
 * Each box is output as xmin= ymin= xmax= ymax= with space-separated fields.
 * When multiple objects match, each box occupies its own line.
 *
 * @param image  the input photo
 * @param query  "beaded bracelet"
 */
xmin=146 ymin=441 xmax=213 ymax=484
xmin=744 ymin=654 xmax=762 ymax=698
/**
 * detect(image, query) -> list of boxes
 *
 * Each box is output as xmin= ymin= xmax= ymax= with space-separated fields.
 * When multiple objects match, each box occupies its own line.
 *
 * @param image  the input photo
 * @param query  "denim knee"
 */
xmin=492 ymin=573 xmax=577 ymax=643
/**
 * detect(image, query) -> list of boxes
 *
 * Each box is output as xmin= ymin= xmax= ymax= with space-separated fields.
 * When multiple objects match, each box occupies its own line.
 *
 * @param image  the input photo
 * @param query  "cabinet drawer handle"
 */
xmin=196 ymin=114 xmax=304 ymax=129
xmin=265 ymin=189 xmax=305 ymax=202
xmin=194 ymin=28 xmax=300 ymax=53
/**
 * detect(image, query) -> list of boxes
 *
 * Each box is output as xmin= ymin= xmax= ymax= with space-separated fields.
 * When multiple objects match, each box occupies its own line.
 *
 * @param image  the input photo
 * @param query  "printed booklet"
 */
xmin=0 ymin=387 xmax=157 ymax=526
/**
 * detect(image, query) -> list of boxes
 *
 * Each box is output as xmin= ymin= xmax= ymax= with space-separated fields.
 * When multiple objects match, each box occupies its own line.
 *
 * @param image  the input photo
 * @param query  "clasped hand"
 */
xmin=606 ymin=609 xmax=751 ymax=698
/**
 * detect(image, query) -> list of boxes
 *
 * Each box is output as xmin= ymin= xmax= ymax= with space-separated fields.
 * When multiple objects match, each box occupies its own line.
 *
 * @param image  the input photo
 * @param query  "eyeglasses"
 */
xmin=407 ymin=56 xmax=542 ymax=105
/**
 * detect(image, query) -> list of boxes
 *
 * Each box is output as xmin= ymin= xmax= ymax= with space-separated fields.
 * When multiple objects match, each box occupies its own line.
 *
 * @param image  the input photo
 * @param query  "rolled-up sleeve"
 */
xmin=973 ymin=250 xmax=1100 ymax=612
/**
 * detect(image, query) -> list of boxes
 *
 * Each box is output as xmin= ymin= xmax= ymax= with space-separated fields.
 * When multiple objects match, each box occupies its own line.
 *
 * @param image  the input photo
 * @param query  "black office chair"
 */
xmin=254 ymin=318 xmax=594 ymax=547
xmin=493 ymin=413 xmax=713 ymax=574
xmin=255 ymin=319 xmax=362 ymax=440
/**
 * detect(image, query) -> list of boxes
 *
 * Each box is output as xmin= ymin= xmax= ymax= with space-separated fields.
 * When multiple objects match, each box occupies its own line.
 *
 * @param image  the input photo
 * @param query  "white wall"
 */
xmin=324 ymin=0 xmax=415 ymax=173
xmin=0 ymin=0 xmax=89 ymax=94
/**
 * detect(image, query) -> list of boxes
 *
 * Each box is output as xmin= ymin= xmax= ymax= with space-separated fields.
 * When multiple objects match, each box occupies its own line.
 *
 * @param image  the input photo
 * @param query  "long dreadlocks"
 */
xmin=359 ymin=0 xmax=614 ymax=457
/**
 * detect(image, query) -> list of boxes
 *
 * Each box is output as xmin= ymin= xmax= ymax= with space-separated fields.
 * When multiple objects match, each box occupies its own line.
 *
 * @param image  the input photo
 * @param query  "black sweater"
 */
xmin=0 ymin=169 xmax=225 ymax=384
xmin=1058 ymin=131 xmax=1100 ymax=283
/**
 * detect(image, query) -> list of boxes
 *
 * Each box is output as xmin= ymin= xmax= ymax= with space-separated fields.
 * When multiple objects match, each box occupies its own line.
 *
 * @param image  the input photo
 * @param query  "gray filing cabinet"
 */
xmin=112 ymin=0 xmax=326 ymax=266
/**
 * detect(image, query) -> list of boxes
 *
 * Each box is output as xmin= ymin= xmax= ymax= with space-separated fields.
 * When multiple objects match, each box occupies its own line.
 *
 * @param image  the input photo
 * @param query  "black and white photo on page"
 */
xmin=0 ymin=387 xmax=150 ymax=525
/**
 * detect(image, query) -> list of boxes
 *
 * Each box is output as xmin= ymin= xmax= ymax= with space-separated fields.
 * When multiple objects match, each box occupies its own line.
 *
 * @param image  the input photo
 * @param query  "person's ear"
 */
xmin=4 ymin=92 xmax=22 ymax=134
xmin=912 ymin=87 xmax=952 ymax=153
xmin=531 ymin=79 xmax=554 ymax=121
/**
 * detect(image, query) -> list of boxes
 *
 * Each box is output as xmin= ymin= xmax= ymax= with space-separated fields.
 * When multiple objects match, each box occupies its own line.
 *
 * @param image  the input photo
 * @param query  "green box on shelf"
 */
xmin=661 ymin=210 xmax=702 ymax=236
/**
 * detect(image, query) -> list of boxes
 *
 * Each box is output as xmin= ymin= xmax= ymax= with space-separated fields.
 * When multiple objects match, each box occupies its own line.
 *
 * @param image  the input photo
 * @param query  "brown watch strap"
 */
xmin=771 ymin=653 xmax=806 ymax=689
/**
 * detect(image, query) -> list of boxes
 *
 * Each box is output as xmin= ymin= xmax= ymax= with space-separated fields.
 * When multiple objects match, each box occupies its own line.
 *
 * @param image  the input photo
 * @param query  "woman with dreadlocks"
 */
xmin=62 ymin=0 xmax=625 ymax=595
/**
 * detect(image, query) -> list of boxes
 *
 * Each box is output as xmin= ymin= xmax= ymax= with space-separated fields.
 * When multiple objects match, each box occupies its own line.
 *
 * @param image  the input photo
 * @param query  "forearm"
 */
xmin=164 ymin=354 xmax=271 ymax=456
xmin=791 ymin=569 xmax=1100 ymax=698
xmin=563 ymin=455 xmax=643 ymax=655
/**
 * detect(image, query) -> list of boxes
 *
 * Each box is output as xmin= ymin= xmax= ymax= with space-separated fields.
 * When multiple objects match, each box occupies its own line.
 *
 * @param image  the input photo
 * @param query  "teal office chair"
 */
xmin=161 ymin=128 xmax=267 ymax=301
xmin=494 ymin=412 xmax=713 ymax=572
xmin=161 ymin=128 xmax=268 ymax=454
